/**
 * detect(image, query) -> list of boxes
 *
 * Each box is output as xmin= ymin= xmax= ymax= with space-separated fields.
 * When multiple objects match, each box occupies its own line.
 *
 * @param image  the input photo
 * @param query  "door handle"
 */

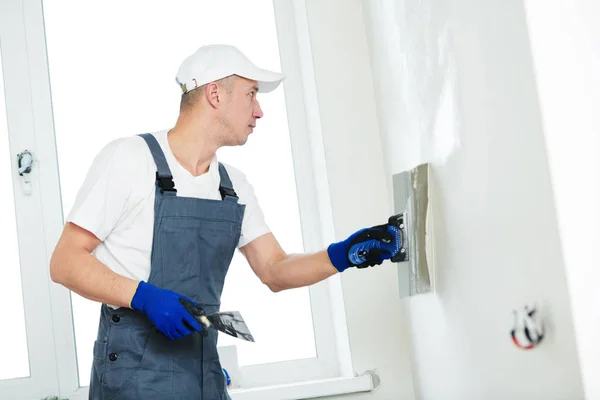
xmin=17 ymin=149 xmax=34 ymax=195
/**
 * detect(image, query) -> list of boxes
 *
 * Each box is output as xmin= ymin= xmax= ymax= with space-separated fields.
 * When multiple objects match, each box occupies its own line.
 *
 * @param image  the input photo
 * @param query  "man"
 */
xmin=50 ymin=44 xmax=401 ymax=400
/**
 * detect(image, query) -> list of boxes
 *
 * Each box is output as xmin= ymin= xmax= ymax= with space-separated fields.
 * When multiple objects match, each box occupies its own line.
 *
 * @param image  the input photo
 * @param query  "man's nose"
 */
xmin=253 ymin=102 xmax=264 ymax=119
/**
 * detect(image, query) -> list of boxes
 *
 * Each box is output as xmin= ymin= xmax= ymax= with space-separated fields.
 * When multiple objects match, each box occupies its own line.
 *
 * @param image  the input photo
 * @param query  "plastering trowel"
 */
xmin=180 ymin=298 xmax=255 ymax=342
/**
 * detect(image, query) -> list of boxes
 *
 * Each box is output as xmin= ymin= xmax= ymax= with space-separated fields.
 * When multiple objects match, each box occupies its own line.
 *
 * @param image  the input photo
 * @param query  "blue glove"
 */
xmin=130 ymin=281 xmax=203 ymax=340
xmin=327 ymin=223 xmax=402 ymax=272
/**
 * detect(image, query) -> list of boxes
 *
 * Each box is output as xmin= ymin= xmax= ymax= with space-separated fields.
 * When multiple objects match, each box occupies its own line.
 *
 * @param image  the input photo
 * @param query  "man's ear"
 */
xmin=205 ymin=82 xmax=220 ymax=109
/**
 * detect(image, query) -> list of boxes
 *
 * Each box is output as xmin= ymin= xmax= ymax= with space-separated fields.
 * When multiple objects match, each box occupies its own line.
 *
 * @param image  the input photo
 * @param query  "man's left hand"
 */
xmin=327 ymin=221 xmax=402 ymax=272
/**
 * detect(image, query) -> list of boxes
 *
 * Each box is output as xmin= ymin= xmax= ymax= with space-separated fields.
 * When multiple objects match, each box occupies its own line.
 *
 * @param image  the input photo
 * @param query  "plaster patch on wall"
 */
xmin=409 ymin=164 xmax=432 ymax=294
xmin=425 ymin=171 xmax=435 ymax=291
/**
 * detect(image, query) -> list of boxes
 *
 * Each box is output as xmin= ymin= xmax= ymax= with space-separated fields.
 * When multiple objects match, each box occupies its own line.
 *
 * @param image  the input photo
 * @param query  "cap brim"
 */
xmin=239 ymin=67 xmax=285 ymax=93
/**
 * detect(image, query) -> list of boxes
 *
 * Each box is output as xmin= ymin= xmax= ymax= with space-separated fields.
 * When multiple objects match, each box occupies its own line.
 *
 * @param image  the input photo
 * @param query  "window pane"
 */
xmin=43 ymin=0 xmax=316 ymax=387
xmin=0 ymin=48 xmax=30 ymax=381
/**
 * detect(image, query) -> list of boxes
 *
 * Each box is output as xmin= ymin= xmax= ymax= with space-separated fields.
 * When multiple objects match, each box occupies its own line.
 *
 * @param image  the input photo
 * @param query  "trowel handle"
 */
xmin=388 ymin=213 xmax=404 ymax=228
xmin=388 ymin=212 xmax=409 ymax=263
xmin=179 ymin=297 xmax=210 ymax=335
xmin=179 ymin=297 xmax=205 ymax=316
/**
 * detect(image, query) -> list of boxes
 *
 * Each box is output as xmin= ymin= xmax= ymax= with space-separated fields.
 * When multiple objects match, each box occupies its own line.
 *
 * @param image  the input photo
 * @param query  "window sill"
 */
xmin=229 ymin=374 xmax=375 ymax=400
xmin=67 ymin=373 xmax=374 ymax=400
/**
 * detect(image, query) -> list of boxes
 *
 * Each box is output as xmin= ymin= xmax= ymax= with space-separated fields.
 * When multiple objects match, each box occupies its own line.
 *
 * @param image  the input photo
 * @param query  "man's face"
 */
xmin=219 ymin=76 xmax=264 ymax=146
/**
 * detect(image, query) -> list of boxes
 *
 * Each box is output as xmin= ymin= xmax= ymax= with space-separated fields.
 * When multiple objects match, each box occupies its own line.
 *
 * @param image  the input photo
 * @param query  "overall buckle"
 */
xmin=219 ymin=186 xmax=237 ymax=199
xmin=156 ymin=172 xmax=177 ymax=194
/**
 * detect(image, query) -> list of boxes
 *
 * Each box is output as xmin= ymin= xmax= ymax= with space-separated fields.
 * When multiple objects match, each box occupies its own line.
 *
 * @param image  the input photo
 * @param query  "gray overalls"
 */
xmin=89 ymin=133 xmax=244 ymax=399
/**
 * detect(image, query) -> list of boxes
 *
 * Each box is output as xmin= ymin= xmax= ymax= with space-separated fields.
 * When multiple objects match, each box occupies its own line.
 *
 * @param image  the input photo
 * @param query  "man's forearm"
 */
xmin=267 ymin=250 xmax=338 ymax=292
xmin=50 ymin=248 xmax=139 ymax=308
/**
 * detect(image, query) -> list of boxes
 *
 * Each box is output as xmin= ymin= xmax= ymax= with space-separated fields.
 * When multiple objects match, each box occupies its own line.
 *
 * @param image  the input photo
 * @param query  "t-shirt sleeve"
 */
xmin=226 ymin=166 xmax=271 ymax=248
xmin=66 ymin=137 xmax=143 ymax=241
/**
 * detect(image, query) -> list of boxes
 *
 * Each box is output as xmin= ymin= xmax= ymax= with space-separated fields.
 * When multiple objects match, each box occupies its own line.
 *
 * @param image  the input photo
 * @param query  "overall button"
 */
xmin=112 ymin=314 xmax=120 ymax=323
xmin=109 ymin=353 xmax=118 ymax=361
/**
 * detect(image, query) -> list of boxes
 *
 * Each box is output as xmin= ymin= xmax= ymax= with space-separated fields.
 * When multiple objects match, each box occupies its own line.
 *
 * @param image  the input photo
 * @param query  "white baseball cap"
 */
xmin=175 ymin=44 xmax=285 ymax=94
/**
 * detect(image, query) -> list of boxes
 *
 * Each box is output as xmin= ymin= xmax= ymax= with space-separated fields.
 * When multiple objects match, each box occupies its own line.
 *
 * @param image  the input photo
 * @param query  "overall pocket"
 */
xmin=102 ymin=325 xmax=154 ymax=399
xmin=91 ymin=340 xmax=107 ymax=385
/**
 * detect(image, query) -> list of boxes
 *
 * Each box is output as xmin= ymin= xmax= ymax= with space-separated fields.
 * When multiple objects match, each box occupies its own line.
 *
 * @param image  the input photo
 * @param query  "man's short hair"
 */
xmin=179 ymin=76 xmax=236 ymax=113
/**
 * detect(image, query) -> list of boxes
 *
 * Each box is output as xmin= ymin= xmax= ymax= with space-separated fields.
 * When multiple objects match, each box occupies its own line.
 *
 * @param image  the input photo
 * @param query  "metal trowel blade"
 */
xmin=207 ymin=311 xmax=255 ymax=342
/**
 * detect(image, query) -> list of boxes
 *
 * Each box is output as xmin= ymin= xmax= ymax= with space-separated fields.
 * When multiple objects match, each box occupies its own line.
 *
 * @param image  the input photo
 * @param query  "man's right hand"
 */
xmin=130 ymin=281 xmax=203 ymax=340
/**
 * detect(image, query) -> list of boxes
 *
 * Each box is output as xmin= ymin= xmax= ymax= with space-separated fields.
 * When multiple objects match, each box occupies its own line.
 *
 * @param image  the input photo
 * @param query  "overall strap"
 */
xmin=217 ymin=163 xmax=239 ymax=203
xmin=138 ymin=133 xmax=177 ymax=195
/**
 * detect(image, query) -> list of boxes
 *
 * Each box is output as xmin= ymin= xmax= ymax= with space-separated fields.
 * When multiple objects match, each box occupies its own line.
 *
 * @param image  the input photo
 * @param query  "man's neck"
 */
xmin=167 ymin=124 xmax=219 ymax=177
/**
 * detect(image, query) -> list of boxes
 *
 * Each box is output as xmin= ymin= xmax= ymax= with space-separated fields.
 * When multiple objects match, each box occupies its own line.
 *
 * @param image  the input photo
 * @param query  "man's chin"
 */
xmin=220 ymin=135 xmax=249 ymax=147
xmin=238 ymin=134 xmax=250 ymax=146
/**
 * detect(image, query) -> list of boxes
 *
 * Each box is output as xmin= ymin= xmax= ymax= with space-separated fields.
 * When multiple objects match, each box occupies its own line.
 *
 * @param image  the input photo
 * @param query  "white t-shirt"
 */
xmin=66 ymin=129 xmax=270 ymax=283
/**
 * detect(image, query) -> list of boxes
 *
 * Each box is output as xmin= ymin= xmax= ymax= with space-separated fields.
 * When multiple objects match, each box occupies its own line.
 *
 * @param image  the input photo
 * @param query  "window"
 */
xmin=0 ymin=0 xmax=352 ymax=398
xmin=43 ymin=0 xmax=319 ymax=388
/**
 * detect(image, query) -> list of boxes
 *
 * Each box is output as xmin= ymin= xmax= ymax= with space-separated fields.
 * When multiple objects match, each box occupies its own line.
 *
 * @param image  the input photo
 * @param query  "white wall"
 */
xmin=523 ymin=2 xmax=600 ymax=399
xmin=361 ymin=0 xmax=585 ymax=399
xmin=302 ymin=0 xmax=416 ymax=399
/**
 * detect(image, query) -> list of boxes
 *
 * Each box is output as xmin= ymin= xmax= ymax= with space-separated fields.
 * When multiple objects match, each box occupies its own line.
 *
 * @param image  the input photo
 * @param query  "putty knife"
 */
xmin=179 ymin=298 xmax=255 ymax=342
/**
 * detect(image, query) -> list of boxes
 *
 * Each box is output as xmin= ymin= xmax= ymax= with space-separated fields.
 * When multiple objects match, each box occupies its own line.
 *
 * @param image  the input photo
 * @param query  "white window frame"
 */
xmin=0 ymin=1 xmax=62 ymax=398
xmin=1 ymin=0 xmax=374 ymax=398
